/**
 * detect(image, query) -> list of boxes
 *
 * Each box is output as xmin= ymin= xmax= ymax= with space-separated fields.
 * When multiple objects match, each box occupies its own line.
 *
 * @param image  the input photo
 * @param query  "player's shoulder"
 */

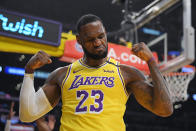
xmin=52 ymin=65 xmax=70 ymax=76
xmin=119 ymin=64 xmax=146 ymax=81
xmin=47 ymin=65 xmax=70 ymax=79
xmin=119 ymin=64 xmax=139 ymax=73
xmin=46 ymin=65 xmax=71 ymax=85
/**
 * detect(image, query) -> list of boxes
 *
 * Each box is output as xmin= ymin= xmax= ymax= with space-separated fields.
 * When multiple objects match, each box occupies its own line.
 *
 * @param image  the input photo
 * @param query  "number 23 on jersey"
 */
xmin=75 ymin=90 xmax=104 ymax=114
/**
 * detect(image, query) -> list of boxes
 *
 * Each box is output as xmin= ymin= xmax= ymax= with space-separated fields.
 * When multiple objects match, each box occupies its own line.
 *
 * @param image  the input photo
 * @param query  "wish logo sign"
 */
xmin=0 ymin=15 xmax=44 ymax=38
xmin=0 ymin=9 xmax=62 ymax=46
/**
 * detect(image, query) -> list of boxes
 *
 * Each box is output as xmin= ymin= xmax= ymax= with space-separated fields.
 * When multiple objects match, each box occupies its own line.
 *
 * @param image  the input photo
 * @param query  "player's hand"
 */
xmin=131 ymin=42 xmax=154 ymax=62
xmin=25 ymin=50 xmax=52 ymax=73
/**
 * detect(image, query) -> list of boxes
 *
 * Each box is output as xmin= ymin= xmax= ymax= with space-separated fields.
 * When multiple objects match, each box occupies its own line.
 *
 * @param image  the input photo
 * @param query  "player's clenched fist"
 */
xmin=25 ymin=50 xmax=52 ymax=73
xmin=131 ymin=42 xmax=154 ymax=62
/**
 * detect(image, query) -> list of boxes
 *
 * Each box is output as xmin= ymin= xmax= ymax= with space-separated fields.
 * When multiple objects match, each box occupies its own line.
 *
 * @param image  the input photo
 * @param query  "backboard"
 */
xmin=121 ymin=0 xmax=195 ymax=74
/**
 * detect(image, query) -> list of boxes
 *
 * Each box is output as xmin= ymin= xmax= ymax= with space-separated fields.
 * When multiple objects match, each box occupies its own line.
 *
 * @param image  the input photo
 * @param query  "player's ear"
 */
xmin=76 ymin=35 xmax=82 ymax=45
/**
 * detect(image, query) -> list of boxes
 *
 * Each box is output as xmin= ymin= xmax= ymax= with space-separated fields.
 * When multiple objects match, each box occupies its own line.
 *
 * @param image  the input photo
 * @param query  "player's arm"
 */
xmin=19 ymin=51 xmax=65 ymax=122
xmin=122 ymin=43 xmax=173 ymax=117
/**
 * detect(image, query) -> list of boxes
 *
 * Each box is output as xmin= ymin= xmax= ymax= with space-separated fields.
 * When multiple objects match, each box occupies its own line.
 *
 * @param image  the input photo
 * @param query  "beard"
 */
xmin=82 ymin=45 xmax=108 ymax=60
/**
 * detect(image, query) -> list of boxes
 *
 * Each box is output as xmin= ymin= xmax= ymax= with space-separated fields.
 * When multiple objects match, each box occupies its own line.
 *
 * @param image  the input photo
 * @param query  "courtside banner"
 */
xmin=59 ymin=40 xmax=158 ymax=71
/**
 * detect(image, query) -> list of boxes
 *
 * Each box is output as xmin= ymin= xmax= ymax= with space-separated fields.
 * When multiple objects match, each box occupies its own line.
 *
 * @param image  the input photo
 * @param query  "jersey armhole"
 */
xmin=60 ymin=64 xmax=72 ymax=91
xmin=117 ymin=62 xmax=129 ymax=97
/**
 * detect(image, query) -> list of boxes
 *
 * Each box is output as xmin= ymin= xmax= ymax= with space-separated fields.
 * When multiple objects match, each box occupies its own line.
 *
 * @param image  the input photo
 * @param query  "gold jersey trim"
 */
xmin=60 ymin=64 xmax=72 ymax=91
xmin=117 ymin=62 xmax=129 ymax=97
xmin=79 ymin=57 xmax=110 ymax=69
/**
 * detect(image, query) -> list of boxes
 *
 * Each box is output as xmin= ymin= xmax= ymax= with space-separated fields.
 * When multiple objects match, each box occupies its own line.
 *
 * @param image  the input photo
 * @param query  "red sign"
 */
xmin=59 ymin=40 xmax=158 ymax=72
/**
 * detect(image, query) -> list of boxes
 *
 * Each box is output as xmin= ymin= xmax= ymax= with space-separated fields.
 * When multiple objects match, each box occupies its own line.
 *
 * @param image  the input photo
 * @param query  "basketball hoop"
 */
xmin=146 ymin=65 xmax=195 ymax=103
xmin=163 ymin=70 xmax=195 ymax=103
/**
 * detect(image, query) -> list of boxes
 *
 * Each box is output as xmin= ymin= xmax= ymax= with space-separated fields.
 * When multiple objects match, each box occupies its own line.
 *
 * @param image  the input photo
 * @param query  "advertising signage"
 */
xmin=0 ymin=9 xmax=62 ymax=46
xmin=59 ymin=40 xmax=158 ymax=73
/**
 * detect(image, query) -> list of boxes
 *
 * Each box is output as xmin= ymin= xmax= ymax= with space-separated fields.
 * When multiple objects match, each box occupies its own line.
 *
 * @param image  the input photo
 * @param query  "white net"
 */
xmin=163 ymin=72 xmax=195 ymax=103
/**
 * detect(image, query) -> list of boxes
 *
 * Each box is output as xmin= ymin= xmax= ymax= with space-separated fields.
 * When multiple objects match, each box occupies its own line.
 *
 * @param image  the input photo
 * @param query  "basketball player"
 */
xmin=19 ymin=14 xmax=173 ymax=131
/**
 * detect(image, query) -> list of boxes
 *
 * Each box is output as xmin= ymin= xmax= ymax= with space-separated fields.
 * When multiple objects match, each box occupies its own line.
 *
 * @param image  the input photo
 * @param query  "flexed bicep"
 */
xmin=121 ymin=62 xmax=173 ymax=117
xmin=19 ymin=66 xmax=66 ymax=122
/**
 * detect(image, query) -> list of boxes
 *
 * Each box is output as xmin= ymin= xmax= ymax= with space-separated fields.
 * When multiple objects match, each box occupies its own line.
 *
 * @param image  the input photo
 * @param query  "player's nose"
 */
xmin=93 ymin=38 xmax=102 ymax=47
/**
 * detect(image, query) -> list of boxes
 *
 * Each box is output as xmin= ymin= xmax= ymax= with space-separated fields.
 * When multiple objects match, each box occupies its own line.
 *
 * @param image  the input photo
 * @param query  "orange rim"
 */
xmin=143 ymin=65 xmax=195 ymax=76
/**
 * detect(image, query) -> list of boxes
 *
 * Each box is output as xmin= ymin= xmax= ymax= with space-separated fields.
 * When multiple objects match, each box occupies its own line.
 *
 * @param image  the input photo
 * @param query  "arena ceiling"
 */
xmin=2 ymin=0 xmax=195 ymax=32
xmin=1 ymin=0 xmax=195 ymax=47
